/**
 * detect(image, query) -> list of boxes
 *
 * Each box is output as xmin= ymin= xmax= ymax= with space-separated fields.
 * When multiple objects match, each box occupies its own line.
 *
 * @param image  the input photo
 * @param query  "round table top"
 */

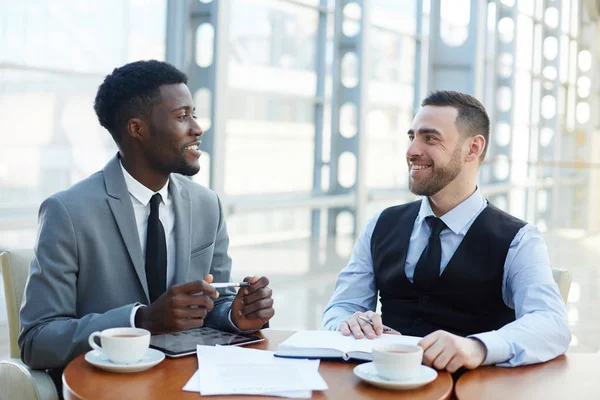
xmin=63 ymin=329 xmax=453 ymax=400
xmin=455 ymin=353 xmax=600 ymax=400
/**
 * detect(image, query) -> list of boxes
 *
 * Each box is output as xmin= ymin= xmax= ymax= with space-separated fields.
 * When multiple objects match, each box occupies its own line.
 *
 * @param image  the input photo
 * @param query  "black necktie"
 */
xmin=413 ymin=216 xmax=447 ymax=289
xmin=145 ymin=193 xmax=167 ymax=303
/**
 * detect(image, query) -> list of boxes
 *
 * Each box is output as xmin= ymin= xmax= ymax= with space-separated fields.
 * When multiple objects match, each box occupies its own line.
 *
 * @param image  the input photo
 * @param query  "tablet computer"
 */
xmin=149 ymin=327 xmax=264 ymax=358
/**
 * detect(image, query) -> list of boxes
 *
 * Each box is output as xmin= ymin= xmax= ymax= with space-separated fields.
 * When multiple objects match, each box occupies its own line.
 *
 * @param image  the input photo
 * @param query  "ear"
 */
xmin=126 ymin=118 xmax=147 ymax=140
xmin=465 ymin=135 xmax=486 ymax=162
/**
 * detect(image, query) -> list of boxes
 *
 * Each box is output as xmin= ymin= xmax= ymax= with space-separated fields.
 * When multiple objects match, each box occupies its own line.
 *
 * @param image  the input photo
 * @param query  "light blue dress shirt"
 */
xmin=322 ymin=188 xmax=570 ymax=366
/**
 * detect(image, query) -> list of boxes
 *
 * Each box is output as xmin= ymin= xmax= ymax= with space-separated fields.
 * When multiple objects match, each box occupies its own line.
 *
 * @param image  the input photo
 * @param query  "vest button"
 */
xmin=422 ymin=295 xmax=430 ymax=303
xmin=415 ymin=317 xmax=422 ymax=325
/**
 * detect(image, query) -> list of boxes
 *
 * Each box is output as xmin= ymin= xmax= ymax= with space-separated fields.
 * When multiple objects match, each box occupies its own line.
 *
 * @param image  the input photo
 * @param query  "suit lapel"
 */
xmin=171 ymin=177 xmax=191 ymax=284
xmin=104 ymin=155 xmax=149 ymax=301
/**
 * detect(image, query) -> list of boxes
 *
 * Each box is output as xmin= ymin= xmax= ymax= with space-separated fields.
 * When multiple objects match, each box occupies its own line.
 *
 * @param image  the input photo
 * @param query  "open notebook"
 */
xmin=275 ymin=331 xmax=421 ymax=361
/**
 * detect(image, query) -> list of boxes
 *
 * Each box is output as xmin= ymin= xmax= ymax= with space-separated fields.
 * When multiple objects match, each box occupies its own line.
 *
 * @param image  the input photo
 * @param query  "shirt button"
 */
xmin=415 ymin=318 xmax=422 ymax=325
xmin=422 ymin=295 xmax=430 ymax=303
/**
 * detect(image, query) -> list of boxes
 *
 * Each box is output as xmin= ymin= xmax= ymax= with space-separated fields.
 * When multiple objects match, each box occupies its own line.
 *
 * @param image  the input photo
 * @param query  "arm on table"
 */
xmin=469 ymin=224 xmax=571 ymax=366
xmin=321 ymin=216 xmax=380 ymax=336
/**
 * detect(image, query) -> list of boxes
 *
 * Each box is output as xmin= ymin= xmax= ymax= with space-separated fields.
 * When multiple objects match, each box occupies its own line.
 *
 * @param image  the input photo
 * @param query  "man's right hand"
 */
xmin=338 ymin=311 xmax=384 ymax=339
xmin=135 ymin=274 xmax=219 ymax=334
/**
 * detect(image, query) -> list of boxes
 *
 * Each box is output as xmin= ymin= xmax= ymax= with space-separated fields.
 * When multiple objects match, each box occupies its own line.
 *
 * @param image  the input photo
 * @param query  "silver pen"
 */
xmin=211 ymin=282 xmax=251 ymax=289
xmin=358 ymin=315 xmax=401 ymax=335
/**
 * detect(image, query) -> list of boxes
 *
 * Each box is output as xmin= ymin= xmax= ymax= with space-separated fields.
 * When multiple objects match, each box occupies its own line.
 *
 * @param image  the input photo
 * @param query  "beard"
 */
xmin=408 ymin=145 xmax=463 ymax=196
xmin=174 ymin=155 xmax=200 ymax=176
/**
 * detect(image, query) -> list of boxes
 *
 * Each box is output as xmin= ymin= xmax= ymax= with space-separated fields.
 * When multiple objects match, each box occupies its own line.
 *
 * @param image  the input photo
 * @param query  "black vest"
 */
xmin=371 ymin=200 xmax=525 ymax=337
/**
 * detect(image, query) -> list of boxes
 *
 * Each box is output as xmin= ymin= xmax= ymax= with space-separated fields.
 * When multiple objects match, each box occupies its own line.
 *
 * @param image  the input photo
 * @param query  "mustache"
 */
xmin=407 ymin=157 xmax=433 ymax=164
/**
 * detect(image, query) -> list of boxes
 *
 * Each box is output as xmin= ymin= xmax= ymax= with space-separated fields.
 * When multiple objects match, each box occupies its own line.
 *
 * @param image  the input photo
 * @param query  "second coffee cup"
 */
xmin=371 ymin=343 xmax=423 ymax=381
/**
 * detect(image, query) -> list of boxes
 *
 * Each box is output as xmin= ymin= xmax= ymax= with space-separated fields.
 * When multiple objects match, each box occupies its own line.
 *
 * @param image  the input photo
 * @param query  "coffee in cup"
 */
xmin=372 ymin=343 xmax=423 ymax=381
xmin=88 ymin=327 xmax=150 ymax=365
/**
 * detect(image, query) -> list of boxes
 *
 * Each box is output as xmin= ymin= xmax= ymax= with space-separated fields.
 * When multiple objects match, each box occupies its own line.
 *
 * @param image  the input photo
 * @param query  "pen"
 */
xmin=358 ymin=315 xmax=401 ymax=335
xmin=210 ymin=282 xmax=251 ymax=289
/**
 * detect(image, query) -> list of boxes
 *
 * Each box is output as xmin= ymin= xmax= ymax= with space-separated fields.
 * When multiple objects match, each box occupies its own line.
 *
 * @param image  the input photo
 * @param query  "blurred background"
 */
xmin=1 ymin=0 xmax=599 ymax=360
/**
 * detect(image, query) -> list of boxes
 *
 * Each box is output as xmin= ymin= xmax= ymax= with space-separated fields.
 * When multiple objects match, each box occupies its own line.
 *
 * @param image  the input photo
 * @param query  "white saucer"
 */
xmin=353 ymin=362 xmax=437 ymax=390
xmin=85 ymin=348 xmax=165 ymax=373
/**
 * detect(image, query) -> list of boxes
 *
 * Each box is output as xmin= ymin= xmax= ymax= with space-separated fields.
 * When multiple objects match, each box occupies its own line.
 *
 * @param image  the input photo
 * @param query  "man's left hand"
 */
xmin=231 ymin=276 xmax=274 ymax=331
xmin=418 ymin=330 xmax=487 ymax=373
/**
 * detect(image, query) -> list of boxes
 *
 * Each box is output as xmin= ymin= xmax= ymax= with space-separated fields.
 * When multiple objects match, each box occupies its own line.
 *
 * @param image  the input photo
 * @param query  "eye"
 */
xmin=425 ymin=135 xmax=435 ymax=142
xmin=192 ymin=113 xmax=198 ymax=120
xmin=177 ymin=114 xmax=188 ymax=121
xmin=408 ymin=135 xmax=415 ymax=142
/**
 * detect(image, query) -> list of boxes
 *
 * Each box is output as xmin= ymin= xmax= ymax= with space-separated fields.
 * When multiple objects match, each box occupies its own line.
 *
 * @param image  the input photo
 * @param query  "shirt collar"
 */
xmin=120 ymin=161 xmax=170 ymax=206
xmin=417 ymin=187 xmax=486 ymax=235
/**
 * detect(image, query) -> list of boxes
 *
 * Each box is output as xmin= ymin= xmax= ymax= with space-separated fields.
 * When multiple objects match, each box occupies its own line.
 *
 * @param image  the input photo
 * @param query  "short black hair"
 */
xmin=94 ymin=60 xmax=188 ymax=142
xmin=421 ymin=90 xmax=490 ymax=161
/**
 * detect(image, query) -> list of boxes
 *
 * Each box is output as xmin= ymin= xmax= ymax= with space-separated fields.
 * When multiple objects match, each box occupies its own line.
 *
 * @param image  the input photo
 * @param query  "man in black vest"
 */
xmin=322 ymin=91 xmax=570 ymax=373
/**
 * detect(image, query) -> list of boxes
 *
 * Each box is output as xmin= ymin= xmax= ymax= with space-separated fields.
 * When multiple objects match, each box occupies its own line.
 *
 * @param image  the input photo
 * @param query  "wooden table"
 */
xmin=63 ymin=329 xmax=453 ymax=399
xmin=455 ymin=353 xmax=600 ymax=400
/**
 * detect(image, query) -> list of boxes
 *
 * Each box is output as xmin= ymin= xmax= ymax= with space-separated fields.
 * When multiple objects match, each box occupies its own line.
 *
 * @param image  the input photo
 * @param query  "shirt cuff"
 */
xmin=469 ymin=331 xmax=512 ymax=366
xmin=130 ymin=304 xmax=145 ymax=328
xmin=227 ymin=309 xmax=261 ymax=334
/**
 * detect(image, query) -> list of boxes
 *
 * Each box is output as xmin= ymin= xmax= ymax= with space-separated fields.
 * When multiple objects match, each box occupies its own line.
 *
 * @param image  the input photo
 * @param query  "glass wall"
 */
xmin=0 ymin=0 xmax=167 ymax=249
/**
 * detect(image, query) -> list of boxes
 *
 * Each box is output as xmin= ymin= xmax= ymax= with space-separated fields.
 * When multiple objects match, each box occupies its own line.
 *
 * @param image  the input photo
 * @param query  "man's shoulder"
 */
xmin=483 ymin=202 xmax=527 ymax=228
xmin=49 ymin=170 xmax=106 ymax=206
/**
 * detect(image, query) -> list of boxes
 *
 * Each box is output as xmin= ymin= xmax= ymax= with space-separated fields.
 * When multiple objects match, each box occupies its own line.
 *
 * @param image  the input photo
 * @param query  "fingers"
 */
xmin=170 ymin=280 xmax=219 ymax=298
xmin=420 ymin=332 xmax=446 ymax=368
xmin=432 ymin=346 xmax=454 ymax=370
xmin=239 ymin=286 xmax=273 ymax=307
xmin=235 ymin=276 xmax=273 ymax=318
xmin=338 ymin=321 xmax=351 ymax=336
xmin=356 ymin=315 xmax=377 ymax=339
xmin=445 ymin=355 xmax=463 ymax=374
xmin=338 ymin=312 xmax=384 ymax=339
xmin=364 ymin=311 xmax=384 ymax=336
xmin=238 ymin=276 xmax=271 ymax=303
xmin=172 ymin=294 xmax=215 ymax=311
xmin=173 ymin=304 xmax=211 ymax=320
xmin=242 ymin=300 xmax=275 ymax=321
xmin=344 ymin=313 xmax=367 ymax=339
xmin=418 ymin=330 xmax=442 ymax=351
xmin=242 ymin=295 xmax=273 ymax=316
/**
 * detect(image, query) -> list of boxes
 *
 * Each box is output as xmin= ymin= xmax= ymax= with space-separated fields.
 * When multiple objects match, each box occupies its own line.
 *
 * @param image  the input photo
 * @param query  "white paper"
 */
xmin=279 ymin=330 xmax=421 ymax=354
xmin=182 ymin=345 xmax=327 ymax=397
xmin=183 ymin=370 xmax=313 ymax=398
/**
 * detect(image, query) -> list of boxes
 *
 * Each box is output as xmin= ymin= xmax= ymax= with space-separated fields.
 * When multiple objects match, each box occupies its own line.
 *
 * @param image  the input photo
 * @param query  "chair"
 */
xmin=0 ymin=250 xmax=58 ymax=400
xmin=551 ymin=267 xmax=572 ymax=305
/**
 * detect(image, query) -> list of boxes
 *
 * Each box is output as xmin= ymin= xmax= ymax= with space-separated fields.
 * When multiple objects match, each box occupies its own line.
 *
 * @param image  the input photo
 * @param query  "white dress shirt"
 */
xmin=120 ymin=162 xmax=176 ymax=326
xmin=120 ymin=162 xmax=244 ymax=332
xmin=322 ymin=188 xmax=571 ymax=366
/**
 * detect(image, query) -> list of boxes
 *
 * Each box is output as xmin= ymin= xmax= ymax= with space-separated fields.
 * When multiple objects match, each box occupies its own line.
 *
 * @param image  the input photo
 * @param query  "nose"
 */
xmin=190 ymin=118 xmax=203 ymax=137
xmin=406 ymin=138 xmax=423 ymax=159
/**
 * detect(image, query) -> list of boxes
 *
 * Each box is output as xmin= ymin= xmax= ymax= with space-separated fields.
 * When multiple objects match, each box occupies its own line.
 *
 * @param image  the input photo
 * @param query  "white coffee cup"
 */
xmin=88 ymin=327 xmax=150 ymax=365
xmin=372 ymin=343 xmax=423 ymax=381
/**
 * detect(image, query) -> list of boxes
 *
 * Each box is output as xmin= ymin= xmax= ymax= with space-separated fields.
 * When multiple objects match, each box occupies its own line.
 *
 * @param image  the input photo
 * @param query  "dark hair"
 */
xmin=94 ymin=60 xmax=188 ymax=142
xmin=421 ymin=90 xmax=490 ymax=161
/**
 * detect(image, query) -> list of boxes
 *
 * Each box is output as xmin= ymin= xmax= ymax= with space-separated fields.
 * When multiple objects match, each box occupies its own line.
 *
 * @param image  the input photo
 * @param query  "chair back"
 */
xmin=0 ymin=249 xmax=34 ymax=358
xmin=551 ymin=267 xmax=572 ymax=304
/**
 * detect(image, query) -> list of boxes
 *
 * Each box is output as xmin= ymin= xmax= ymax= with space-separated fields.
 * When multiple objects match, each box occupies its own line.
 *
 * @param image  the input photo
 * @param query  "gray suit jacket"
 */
xmin=19 ymin=155 xmax=237 ymax=369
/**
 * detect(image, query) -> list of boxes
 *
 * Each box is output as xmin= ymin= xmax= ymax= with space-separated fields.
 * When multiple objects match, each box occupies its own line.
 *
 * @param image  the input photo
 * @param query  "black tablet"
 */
xmin=149 ymin=327 xmax=264 ymax=357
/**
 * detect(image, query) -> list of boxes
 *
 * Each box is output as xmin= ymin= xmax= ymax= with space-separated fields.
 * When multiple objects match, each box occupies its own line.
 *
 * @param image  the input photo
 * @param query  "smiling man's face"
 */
xmin=142 ymin=83 xmax=204 ymax=177
xmin=406 ymin=105 xmax=466 ymax=197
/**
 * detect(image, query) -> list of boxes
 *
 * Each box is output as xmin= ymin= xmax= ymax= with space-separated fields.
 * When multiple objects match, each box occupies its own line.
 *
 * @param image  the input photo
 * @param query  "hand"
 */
xmin=418 ymin=330 xmax=487 ymax=373
xmin=135 ymin=274 xmax=219 ymax=334
xmin=231 ymin=276 xmax=274 ymax=331
xmin=338 ymin=311 xmax=383 ymax=339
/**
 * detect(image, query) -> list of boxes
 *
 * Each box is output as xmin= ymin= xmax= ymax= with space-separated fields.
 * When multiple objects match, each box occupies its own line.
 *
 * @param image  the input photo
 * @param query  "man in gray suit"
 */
xmin=19 ymin=61 xmax=275 ymax=382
